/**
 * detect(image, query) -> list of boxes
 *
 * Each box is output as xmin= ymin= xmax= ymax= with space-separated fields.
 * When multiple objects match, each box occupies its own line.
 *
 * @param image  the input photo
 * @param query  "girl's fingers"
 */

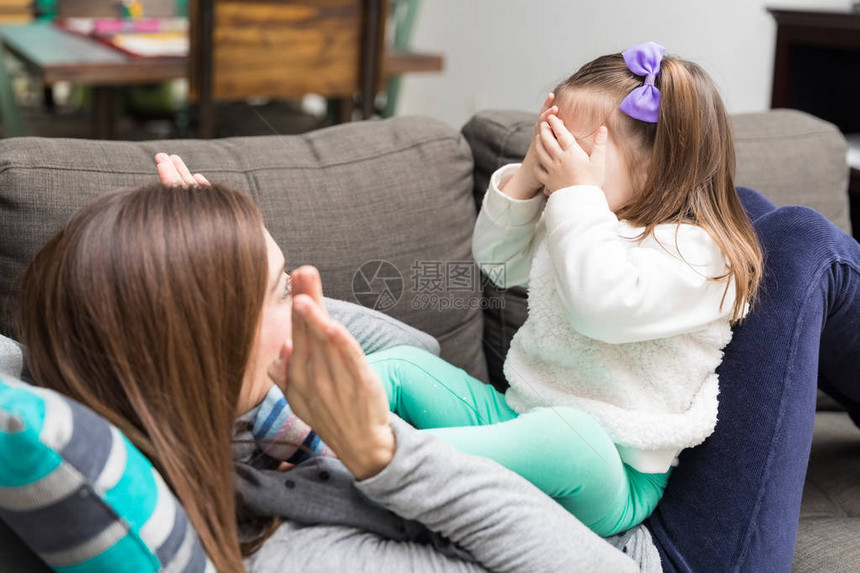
xmin=534 ymin=100 xmax=558 ymax=136
xmin=192 ymin=173 xmax=210 ymax=187
xmin=534 ymin=164 xmax=548 ymax=186
xmin=539 ymin=106 xmax=558 ymax=123
xmin=539 ymin=122 xmax=565 ymax=158
xmin=534 ymin=133 xmax=554 ymax=168
xmin=546 ymin=114 xmax=577 ymax=150
xmin=539 ymin=92 xmax=555 ymax=115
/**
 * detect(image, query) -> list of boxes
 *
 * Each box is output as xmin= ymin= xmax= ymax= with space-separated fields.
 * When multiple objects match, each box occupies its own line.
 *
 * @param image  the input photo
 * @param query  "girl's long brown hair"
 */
xmin=555 ymin=53 xmax=763 ymax=322
xmin=18 ymin=183 xmax=269 ymax=572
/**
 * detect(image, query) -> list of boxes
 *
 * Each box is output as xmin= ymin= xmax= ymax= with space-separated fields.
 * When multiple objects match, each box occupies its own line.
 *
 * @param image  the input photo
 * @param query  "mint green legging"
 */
xmin=367 ymin=345 xmax=672 ymax=537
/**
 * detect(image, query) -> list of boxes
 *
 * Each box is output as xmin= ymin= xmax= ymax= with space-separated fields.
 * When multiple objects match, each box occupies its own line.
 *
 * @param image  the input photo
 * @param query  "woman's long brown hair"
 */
xmin=18 ymin=183 xmax=268 ymax=572
xmin=555 ymin=53 xmax=763 ymax=322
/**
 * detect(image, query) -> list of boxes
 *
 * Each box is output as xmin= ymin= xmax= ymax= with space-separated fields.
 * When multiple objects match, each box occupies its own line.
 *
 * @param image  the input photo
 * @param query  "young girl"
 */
xmin=366 ymin=41 xmax=764 ymax=537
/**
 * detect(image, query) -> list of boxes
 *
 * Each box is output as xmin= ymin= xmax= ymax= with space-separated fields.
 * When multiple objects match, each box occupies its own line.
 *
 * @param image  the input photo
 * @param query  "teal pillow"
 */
xmin=0 ymin=375 xmax=214 ymax=573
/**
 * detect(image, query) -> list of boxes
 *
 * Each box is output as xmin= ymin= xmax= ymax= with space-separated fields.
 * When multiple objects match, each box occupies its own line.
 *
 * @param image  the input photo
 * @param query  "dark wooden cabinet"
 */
xmin=769 ymin=8 xmax=860 ymax=237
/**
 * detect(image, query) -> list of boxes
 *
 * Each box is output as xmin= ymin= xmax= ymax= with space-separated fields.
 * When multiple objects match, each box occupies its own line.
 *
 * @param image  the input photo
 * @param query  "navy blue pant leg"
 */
xmin=646 ymin=188 xmax=860 ymax=572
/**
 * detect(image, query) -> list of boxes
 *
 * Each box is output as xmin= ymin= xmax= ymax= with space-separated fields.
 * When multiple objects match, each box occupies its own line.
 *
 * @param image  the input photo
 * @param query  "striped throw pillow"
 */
xmin=0 ymin=375 xmax=215 ymax=572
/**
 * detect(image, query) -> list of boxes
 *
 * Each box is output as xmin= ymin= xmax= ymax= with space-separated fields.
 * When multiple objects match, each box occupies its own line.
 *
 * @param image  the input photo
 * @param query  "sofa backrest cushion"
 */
xmin=0 ymin=116 xmax=487 ymax=381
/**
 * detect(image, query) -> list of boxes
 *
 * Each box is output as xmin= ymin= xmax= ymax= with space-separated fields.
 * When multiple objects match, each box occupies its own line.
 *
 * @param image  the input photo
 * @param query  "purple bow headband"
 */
xmin=618 ymin=41 xmax=665 ymax=123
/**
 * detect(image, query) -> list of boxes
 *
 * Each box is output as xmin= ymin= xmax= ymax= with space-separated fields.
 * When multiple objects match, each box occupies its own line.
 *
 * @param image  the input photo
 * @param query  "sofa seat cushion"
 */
xmin=0 ymin=116 xmax=487 ymax=381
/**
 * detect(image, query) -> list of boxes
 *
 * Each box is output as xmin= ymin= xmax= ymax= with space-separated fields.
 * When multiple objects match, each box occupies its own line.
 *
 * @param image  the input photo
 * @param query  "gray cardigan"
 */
xmin=243 ymin=415 xmax=652 ymax=573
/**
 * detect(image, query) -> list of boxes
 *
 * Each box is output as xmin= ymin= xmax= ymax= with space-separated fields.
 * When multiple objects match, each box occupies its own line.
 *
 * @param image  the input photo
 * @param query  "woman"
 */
xmin=17 ymin=156 xmax=639 ymax=572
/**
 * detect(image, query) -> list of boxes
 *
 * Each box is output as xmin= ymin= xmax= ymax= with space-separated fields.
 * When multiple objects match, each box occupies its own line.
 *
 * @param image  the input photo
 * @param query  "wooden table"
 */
xmin=0 ymin=22 xmax=185 ymax=138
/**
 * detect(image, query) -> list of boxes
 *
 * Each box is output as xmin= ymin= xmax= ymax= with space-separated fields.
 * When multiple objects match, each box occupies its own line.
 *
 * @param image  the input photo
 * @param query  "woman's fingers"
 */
xmin=155 ymin=153 xmax=209 ymax=188
xmin=291 ymin=266 xmax=328 ymax=318
xmin=288 ymin=297 xmax=310 ymax=382
xmin=320 ymin=322 xmax=352 ymax=390
xmin=302 ymin=266 xmax=327 ymax=316
xmin=170 ymin=155 xmax=197 ymax=187
xmin=155 ymin=153 xmax=184 ymax=186
xmin=308 ymin=317 xmax=334 ymax=401
xmin=192 ymin=173 xmax=211 ymax=187
xmin=294 ymin=294 xmax=336 ymax=391
xmin=327 ymin=320 xmax=371 ymax=383
xmin=326 ymin=321 xmax=391 ymax=428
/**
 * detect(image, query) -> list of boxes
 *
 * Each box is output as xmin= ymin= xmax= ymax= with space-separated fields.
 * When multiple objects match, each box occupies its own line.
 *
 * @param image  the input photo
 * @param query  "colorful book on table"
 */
xmin=55 ymin=17 xmax=188 ymax=58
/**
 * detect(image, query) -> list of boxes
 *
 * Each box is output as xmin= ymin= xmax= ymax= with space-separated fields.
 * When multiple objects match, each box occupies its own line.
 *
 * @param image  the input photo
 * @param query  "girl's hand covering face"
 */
xmin=533 ymin=114 xmax=608 ymax=195
xmin=267 ymin=266 xmax=395 ymax=480
xmin=154 ymin=153 xmax=211 ymax=187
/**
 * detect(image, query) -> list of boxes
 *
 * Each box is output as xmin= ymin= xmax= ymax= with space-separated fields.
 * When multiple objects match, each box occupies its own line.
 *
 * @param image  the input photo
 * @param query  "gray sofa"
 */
xmin=0 ymin=109 xmax=857 ymax=572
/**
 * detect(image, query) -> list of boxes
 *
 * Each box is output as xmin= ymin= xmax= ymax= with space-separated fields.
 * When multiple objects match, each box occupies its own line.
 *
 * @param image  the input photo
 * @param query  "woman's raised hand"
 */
xmin=268 ymin=266 xmax=395 ymax=480
xmin=154 ymin=153 xmax=210 ymax=187
xmin=534 ymin=115 xmax=607 ymax=195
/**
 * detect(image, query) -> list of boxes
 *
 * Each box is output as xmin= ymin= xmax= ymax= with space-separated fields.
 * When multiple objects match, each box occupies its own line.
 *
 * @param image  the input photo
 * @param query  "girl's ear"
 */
xmin=637 ymin=154 xmax=652 ymax=188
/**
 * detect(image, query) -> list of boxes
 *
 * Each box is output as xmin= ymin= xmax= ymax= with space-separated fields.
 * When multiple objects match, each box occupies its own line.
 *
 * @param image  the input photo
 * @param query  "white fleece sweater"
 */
xmin=473 ymin=165 xmax=736 ymax=474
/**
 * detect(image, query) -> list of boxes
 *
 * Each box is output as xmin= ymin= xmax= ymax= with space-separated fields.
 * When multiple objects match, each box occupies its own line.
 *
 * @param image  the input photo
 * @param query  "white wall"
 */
xmin=397 ymin=0 xmax=852 ymax=128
